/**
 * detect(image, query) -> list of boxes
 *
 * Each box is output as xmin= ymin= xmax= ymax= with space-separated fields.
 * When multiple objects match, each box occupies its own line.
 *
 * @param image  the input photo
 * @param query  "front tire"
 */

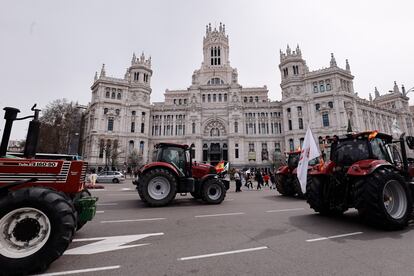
xmin=201 ymin=179 xmax=226 ymax=204
xmin=0 ymin=187 xmax=76 ymax=275
xmin=73 ymin=189 xmax=92 ymax=231
xmin=355 ymin=168 xmax=412 ymax=230
xmin=275 ymin=174 xmax=295 ymax=196
xmin=140 ymin=168 xmax=177 ymax=207
xmin=306 ymin=175 xmax=346 ymax=216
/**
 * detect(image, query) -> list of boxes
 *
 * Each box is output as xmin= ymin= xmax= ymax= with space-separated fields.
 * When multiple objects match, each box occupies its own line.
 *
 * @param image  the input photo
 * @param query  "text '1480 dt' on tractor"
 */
xmin=0 ymin=105 xmax=97 ymax=275
xmin=133 ymin=143 xmax=228 ymax=207
xmin=306 ymin=131 xmax=414 ymax=230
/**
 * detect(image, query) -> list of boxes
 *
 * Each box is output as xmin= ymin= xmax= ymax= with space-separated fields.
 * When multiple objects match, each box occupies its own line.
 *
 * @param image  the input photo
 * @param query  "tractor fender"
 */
xmin=309 ymin=160 xmax=335 ymax=175
xmin=347 ymin=159 xmax=393 ymax=176
xmin=139 ymin=162 xmax=182 ymax=183
xmin=276 ymin=165 xmax=289 ymax=175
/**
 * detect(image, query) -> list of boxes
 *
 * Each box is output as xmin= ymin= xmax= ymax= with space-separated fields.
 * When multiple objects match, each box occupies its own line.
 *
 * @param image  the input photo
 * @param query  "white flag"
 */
xmin=297 ymin=126 xmax=320 ymax=194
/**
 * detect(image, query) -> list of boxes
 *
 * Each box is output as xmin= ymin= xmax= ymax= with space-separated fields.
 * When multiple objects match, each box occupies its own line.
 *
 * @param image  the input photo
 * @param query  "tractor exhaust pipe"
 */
xmin=0 ymin=107 xmax=20 ymax=157
xmin=400 ymin=133 xmax=409 ymax=175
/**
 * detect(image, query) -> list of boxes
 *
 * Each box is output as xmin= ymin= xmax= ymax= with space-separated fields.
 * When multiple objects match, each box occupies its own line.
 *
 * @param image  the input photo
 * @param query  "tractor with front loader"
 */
xmin=133 ymin=143 xmax=227 ymax=207
xmin=0 ymin=105 xmax=97 ymax=275
xmin=306 ymin=131 xmax=414 ymax=230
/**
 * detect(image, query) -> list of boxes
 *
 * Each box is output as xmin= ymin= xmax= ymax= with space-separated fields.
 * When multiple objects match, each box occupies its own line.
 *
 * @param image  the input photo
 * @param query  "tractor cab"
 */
xmin=152 ymin=143 xmax=191 ymax=177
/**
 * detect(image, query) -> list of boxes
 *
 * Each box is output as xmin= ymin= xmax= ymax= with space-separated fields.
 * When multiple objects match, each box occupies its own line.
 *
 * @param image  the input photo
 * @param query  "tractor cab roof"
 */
xmin=155 ymin=143 xmax=189 ymax=150
xmin=333 ymin=131 xmax=392 ymax=143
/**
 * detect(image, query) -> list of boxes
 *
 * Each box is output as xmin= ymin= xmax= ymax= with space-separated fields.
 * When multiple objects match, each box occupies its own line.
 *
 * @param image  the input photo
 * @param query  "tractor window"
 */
xmin=161 ymin=147 xmax=186 ymax=174
xmin=309 ymin=157 xmax=320 ymax=166
xmin=331 ymin=139 xmax=370 ymax=166
xmin=287 ymin=153 xmax=300 ymax=168
xmin=370 ymin=138 xmax=392 ymax=162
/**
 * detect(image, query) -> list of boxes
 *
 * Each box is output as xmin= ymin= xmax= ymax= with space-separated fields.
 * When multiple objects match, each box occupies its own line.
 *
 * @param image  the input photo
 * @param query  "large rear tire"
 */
xmin=0 ymin=187 xmax=76 ymax=275
xmin=275 ymin=174 xmax=295 ymax=196
xmin=306 ymin=175 xmax=346 ymax=216
xmin=355 ymin=168 xmax=412 ymax=230
xmin=201 ymin=179 xmax=226 ymax=204
xmin=140 ymin=168 xmax=177 ymax=207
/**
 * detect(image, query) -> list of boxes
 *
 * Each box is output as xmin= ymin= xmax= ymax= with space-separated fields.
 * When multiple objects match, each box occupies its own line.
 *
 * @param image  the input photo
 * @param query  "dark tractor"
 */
xmin=275 ymin=151 xmax=301 ymax=196
xmin=133 ymin=143 xmax=227 ymax=207
xmin=306 ymin=131 xmax=414 ymax=230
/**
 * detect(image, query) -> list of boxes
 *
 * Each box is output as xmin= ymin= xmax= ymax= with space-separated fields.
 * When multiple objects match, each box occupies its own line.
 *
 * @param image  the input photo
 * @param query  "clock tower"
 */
xmin=202 ymin=22 xmax=230 ymax=69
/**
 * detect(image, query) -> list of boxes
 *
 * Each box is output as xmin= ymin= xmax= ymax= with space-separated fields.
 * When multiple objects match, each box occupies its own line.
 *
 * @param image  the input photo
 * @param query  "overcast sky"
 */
xmin=1 ymin=0 xmax=414 ymax=139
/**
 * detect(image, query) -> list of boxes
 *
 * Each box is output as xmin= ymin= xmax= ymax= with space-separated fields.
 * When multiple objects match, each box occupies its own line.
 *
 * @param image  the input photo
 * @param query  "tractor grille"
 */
xmin=0 ymin=161 xmax=71 ymax=183
xmin=80 ymin=162 xmax=88 ymax=183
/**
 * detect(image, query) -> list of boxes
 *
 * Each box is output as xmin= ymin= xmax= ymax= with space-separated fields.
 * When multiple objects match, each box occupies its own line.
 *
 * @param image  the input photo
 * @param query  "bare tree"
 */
xmin=127 ymin=149 xmax=143 ymax=172
xmin=37 ymin=99 xmax=82 ymax=154
xmin=270 ymin=150 xmax=285 ymax=170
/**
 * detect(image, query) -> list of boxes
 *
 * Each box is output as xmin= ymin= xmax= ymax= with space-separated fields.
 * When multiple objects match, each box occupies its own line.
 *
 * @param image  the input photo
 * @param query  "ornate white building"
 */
xmin=81 ymin=23 xmax=413 ymax=170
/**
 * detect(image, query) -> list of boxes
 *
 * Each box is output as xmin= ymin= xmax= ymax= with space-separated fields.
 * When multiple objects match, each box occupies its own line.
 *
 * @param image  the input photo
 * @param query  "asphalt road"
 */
xmin=39 ymin=180 xmax=414 ymax=276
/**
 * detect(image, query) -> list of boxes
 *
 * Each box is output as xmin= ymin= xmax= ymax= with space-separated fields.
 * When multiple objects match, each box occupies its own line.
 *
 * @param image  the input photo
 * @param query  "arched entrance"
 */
xmin=202 ymin=119 xmax=228 ymax=165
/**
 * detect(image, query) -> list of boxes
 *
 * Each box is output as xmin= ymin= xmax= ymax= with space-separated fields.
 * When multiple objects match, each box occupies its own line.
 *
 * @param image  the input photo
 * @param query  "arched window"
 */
xmin=289 ymin=139 xmax=294 ymax=151
xmin=218 ymin=94 xmax=222 ymax=102
xmin=213 ymin=94 xmax=216 ymax=102
xmin=128 ymin=140 xmax=134 ymax=153
xmin=202 ymin=94 xmax=205 ymax=102
xmin=210 ymin=128 xmax=220 ymax=137
xmin=249 ymin=96 xmax=253 ymax=102
xmin=105 ymin=91 xmax=110 ymax=98
xmin=132 ymin=111 xmax=136 ymax=116
xmin=234 ymin=122 xmax=238 ymax=133
xmin=192 ymin=122 xmax=196 ymax=134
xmin=111 ymin=92 xmax=116 ymax=99
xmin=244 ymin=97 xmax=247 ymax=102
xmin=255 ymin=96 xmax=259 ymax=102
xmin=224 ymin=94 xmax=227 ymax=101
xmin=115 ymin=109 xmax=120 ymax=115
xmin=117 ymin=92 xmax=122 ymax=100
xmin=104 ymin=108 xmax=108 ymax=114
xmin=208 ymin=94 xmax=211 ymax=102
xmin=139 ymin=141 xmax=144 ymax=154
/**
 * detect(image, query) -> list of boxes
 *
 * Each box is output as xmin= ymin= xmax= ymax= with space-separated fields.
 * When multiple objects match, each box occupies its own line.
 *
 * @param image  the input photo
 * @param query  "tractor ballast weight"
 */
xmin=306 ymin=131 xmax=414 ymax=230
xmin=134 ymin=143 xmax=227 ymax=206
xmin=0 ymin=105 xmax=97 ymax=275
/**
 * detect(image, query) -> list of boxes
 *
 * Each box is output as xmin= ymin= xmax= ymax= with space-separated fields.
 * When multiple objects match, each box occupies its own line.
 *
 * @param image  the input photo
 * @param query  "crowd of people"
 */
xmin=232 ymin=168 xmax=276 ymax=192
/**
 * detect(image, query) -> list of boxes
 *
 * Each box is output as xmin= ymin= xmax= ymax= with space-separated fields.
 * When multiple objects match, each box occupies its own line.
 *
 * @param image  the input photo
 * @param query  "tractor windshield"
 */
xmin=370 ymin=138 xmax=392 ymax=163
xmin=331 ymin=139 xmax=370 ymax=166
xmin=287 ymin=153 xmax=300 ymax=168
xmin=160 ymin=147 xmax=186 ymax=174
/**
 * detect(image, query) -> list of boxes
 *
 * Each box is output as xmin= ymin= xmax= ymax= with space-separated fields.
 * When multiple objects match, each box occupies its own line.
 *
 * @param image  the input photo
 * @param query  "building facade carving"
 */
xmin=81 ymin=23 xmax=414 ymax=170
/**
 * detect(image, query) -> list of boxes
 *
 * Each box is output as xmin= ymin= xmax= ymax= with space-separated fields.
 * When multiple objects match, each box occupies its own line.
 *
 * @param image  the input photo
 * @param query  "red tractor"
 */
xmin=306 ymin=131 xmax=414 ymax=230
xmin=134 ymin=143 xmax=227 ymax=207
xmin=0 ymin=105 xmax=97 ymax=275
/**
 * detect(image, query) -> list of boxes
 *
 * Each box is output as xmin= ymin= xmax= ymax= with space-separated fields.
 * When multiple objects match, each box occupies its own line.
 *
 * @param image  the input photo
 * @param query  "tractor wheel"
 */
xmin=355 ymin=168 xmax=412 ymax=230
xmin=0 ymin=187 xmax=76 ymax=275
xmin=293 ymin=177 xmax=305 ymax=199
xmin=140 ymin=168 xmax=177 ymax=207
xmin=201 ymin=179 xmax=226 ymax=204
xmin=137 ymin=183 xmax=147 ymax=203
xmin=275 ymin=174 xmax=295 ymax=196
xmin=73 ymin=189 xmax=92 ymax=231
xmin=306 ymin=175 xmax=346 ymax=216
xmin=191 ymin=191 xmax=201 ymax=199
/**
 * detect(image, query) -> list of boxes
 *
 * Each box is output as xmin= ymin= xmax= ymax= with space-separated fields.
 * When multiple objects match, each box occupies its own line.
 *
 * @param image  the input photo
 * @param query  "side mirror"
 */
xmin=406 ymin=136 xmax=414 ymax=150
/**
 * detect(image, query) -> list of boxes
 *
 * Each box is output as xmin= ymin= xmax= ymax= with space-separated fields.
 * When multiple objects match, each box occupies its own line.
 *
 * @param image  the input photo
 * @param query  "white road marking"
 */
xmin=306 ymin=232 xmax=363 ymax=242
xmin=35 ymin=265 xmax=120 ymax=275
xmin=100 ymin=218 xmax=166 ymax=223
xmin=107 ymin=193 xmax=137 ymax=196
xmin=66 ymin=233 xmax=164 ymax=255
xmin=225 ymin=198 xmax=234 ymax=201
xmin=265 ymin=208 xmax=304 ymax=213
xmin=195 ymin=212 xmax=245 ymax=218
xmin=89 ymin=189 xmax=107 ymax=192
xmin=178 ymin=246 xmax=268 ymax=261
xmin=97 ymin=203 xmax=118 ymax=206
xmin=96 ymin=211 xmax=105 ymax=214
xmin=121 ymin=188 xmax=133 ymax=191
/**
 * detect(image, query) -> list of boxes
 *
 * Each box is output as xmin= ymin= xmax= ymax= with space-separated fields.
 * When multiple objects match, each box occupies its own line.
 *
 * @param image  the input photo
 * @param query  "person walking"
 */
xmin=263 ymin=173 xmax=270 ymax=187
xmin=256 ymin=170 xmax=263 ymax=190
xmin=234 ymin=169 xmax=242 ymax=192
xmin=269 ymin=172 xmax=276 ymax=189
xmin=89 ymin=169 xmax=98 ymax=188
